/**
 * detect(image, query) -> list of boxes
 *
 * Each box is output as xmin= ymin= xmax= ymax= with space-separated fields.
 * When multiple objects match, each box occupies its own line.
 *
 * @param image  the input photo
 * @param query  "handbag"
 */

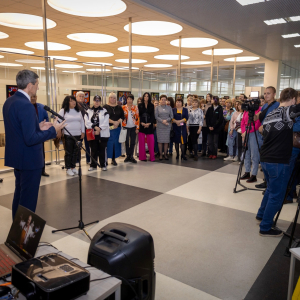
xmin=86 ymin=128 xmax=95 ymax=141
xmin=119 ymin=127 xmax=127 ymax=143
xmin=293 ymin=132 xmax=300 ymax=148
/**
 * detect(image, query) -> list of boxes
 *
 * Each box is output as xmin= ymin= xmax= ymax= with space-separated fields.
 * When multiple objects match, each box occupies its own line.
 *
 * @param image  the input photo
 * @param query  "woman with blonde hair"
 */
xmin=103 ymin=92 xmax=124 ymax=166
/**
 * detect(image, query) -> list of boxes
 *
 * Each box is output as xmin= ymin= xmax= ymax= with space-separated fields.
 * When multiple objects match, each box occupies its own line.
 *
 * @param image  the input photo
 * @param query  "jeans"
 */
xmin=244 ymin=132 xmax=262 ymax=176
xmin=89 ymin=139 xmax=108 ymax=168
xmin=287 ymin=147 xmax=300 ymax=200
xmin=65 ymin=135 xmax=81 ymax=169
xmin=125 ymin=127 xmax=137 ymax=157
xmin=257 ymin=161 xmax=292 ymax=231
xmin=228 ymin=130 xmax=238 ymax=157
xmin=208 ymin=132 xmax=219 ymax=156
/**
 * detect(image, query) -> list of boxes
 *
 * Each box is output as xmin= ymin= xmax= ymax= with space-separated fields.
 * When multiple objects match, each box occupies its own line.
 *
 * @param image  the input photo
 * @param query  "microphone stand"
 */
xmin=51 ymin=119 xmax=100 ymax=240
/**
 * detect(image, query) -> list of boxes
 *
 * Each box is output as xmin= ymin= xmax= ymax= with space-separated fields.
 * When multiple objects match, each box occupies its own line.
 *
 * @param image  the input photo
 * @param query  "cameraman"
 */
xmin=240 ymin=102 xmax=262 ymax=183
xmin=255 ymin=87 xmax=279 ymax=189
xmin=256 ymin=88 xmax=299 ymax=237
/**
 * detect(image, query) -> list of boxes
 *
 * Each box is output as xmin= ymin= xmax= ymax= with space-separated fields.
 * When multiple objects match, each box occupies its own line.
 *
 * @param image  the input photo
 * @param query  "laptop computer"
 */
xmin=0 ymin=205 xmax=46 ymax=277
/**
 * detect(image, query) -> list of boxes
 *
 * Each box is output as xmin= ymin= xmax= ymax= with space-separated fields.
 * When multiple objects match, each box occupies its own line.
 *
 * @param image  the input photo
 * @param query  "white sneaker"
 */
xmin=66 ymin=169 xmax=74 ymax=176
xmin=101 ymin=167 xmax=107 ymax=171
xmin=72 ymin=168 xmax=78 ymax=175
xmin=233 ymin=156 xmax=239 ymax=162
xmin=224 ymin=156 xmax=233 ymax=161
xmin=88 ymin=167 xmax=96 ymax=171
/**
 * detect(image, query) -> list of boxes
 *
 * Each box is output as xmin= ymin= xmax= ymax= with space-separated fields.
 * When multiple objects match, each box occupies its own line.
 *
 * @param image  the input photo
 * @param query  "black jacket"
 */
xmin=138 ymin=102 xmax=155 ymax=134
xmin=206 ymin=105 xmax=224 ymax=133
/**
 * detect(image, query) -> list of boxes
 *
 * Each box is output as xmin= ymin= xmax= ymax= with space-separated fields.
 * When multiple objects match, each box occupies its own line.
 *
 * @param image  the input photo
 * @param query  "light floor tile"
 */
xmin=51 ymin=235 xmax=90 ymax=263
xmin=216 ymin=162 xmax=264 ymax=179
xmin=70 ymin=194 xmax=284 ymax=300
xmin=167 ymin=171 xmax=298 ymax=223
xmin=156 ymin=272 xmax=221 ymax=300
xmin=88 ymin=161 xmax=210 ymax=193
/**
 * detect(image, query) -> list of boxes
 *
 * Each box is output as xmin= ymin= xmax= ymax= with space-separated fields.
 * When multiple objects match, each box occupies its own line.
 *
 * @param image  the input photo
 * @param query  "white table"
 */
xmin=2 ymin=245 xmax=122 ymax=300
xmin=288 ymin=247 xmax=300 ymax=300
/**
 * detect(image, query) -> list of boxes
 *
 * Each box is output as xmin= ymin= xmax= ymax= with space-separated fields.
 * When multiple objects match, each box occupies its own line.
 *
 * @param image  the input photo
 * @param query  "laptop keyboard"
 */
xmin=0 ymin=248 xmax=16 ymax=275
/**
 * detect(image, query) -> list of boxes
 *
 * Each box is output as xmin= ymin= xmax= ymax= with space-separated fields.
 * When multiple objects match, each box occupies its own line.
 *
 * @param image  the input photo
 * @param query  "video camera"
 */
xmin=241 ymin=91 xmax=260 ymax=112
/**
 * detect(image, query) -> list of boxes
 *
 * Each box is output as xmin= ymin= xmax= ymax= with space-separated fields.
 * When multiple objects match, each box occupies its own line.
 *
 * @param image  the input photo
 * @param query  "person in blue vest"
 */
xmin=30 ymin=94 xmax=50 ymax=177
xmin=3 ymin=70 xmax=65 ymax=219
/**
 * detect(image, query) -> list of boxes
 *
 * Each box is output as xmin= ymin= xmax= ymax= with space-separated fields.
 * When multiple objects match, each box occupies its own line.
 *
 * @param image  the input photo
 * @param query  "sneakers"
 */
xmin=240 ymin=172 xmax=250 ymax=180
xmin=71 ymin=168 xmax=79 ymax=175
xmin=259 ymin=229 xmax=283 ymax=237
xmin=124 ymin=156 xmax=131 ymax=163
xmin=246 ymin=175 xmax=257 ymax=183
xmin=224 ymin=156 xmax=234 ymax=161
xmin=212 ymin=155 xmax=217 ymax=160
xmin=88 ymin=167 xmax=96 ymax=171
xmin=256 ymin=216 xmax=262 ymax=221
xmin=209 ymin=155 xmax=213 ymax=159
xmin=111 ymin=160 xmax=118 ymax=166
xmin=101 ymin=166 xmax=107 ymax=171
xmin=66 ymin=169 xmax=74 ymax=176
xmin=233 ymin=156 xmax=239 ymax=162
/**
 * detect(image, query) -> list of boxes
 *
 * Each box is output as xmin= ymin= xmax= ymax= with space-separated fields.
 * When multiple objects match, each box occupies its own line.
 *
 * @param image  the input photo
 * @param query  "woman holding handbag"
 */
xmin=104 ymin=92 xmax=125 ymax=166
xmin=85 ymin=95 xmax=110 ymax=171
xmin=58 ymin=95 xmax=85 ymax=176
xmin=122 ymin=94 xmax=139 ymax=163
xmin=138 ymin=92 xmax=155 ymax=162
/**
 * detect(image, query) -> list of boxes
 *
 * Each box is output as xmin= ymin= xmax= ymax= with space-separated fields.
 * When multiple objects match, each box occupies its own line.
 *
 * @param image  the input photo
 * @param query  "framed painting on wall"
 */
xmin=6 ymin=85 xmax=18 ymax=98
xmin=117 ymin=91 xmax=131 ymax=105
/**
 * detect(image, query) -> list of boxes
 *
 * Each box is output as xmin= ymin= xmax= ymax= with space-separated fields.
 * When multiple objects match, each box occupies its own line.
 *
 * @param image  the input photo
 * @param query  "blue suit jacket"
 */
xmin=3 ymin=91 xmax=56 ymax=170
xmin=36 ymin=103 xmax=49 ymax=123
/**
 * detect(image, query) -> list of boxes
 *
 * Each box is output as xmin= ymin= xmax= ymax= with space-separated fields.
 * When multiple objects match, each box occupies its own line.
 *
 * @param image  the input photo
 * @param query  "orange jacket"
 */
xmin=122 ymin=105 xmax=139 ymax=129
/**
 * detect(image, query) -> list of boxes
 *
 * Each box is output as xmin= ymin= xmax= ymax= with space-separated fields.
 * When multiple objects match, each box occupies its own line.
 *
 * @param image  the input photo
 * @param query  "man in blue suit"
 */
xmin=30 ymin=94 xmax=50 ymax=177
xmin=3 ymin=70 xmax=65 ymax=219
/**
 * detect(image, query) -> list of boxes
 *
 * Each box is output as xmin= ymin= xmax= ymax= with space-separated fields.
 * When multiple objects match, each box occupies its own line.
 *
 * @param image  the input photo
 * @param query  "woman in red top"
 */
xmin=122 ymin=94 xmax=139 ymax=163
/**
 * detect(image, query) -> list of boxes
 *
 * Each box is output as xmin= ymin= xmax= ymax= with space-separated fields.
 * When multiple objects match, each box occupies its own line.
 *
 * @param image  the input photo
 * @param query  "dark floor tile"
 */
xmin=245 ymin=222 xmax=300 ymax=300
xmin=158 ymin=154 xmax=233 ymax=171
xmin=0 ymin=176 xmax=161 ymax=234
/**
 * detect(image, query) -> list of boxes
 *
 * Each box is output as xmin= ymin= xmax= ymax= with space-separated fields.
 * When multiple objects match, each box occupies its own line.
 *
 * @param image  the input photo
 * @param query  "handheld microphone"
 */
xmin=44 ymin=105 xmax=65 ymax=121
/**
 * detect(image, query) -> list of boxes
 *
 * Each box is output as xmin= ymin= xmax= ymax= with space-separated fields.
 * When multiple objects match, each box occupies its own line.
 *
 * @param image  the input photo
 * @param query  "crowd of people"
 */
xmin=53 ymin=87 xmax=300 ymax=237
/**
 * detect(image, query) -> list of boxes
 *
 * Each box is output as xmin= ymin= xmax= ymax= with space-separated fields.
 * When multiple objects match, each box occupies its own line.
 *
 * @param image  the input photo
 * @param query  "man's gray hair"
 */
xmin=16 ymin=70 xmax=39 ymax=90
xmin=76 ymin=91 xmax=85 ymax=97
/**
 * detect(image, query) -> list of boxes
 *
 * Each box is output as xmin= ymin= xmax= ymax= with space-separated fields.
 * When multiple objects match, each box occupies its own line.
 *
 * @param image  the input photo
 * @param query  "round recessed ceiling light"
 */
xmin=144 ymin=64 xmax=173 ymax=68
xmin=181 ymin=61 xmax=211 ymax=65
xmin=0 ymin=31 xmax=8 ymax=39
xmin=115 ymin=59 xmax=147 ymax=64
xmin=113 ymin=66 xmax=139 ymax=70
xmin=15 ymin=59 xmax=45 ymax=64
xmin=76 ymin=51 xmax=114 ymax=57
xmin=224 ymin=56 xmax=260 ymax=62
xmin=171 ymin=37 xmax=218 ymax=48
xmin=83 ymin=62 xmax=113 ymax=66
xmin=31 ymin=67 xmax=45 ymax=70
xmin=0 ymin=13 xmax=56 ymax=30
xmin=154 ymin=55 xmax=189 ymax=60
xmin=25 ymin=41 xmax=71 ymax=51
xmin=86 ymin=68 xmax=111 ymax=72
xmin=0 ymin=62 xmax=23 ymax=67
xmin=55 ymin=64 xmax=83 ymax=68
xmin=203 ymin=48 xmax=243 ymax=55
xmin=47 ymin=0 xmax=126 ymax=17
xmin=49 ymin=55 xmax=77 ymax=61
xmin=118 ymin=46 xmax=159 ymax=53
xmin=67 ymin=33 xmax=117 ymax=44
xmin=124 ymin=21 xmax=182 ymax=36
xmin=0 ymin=47 xmax=34 ymax=55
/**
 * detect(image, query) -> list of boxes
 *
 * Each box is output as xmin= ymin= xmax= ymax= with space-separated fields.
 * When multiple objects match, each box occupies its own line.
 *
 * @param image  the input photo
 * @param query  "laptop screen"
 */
xmin=6 ymin=206 xmax=46 ymax=260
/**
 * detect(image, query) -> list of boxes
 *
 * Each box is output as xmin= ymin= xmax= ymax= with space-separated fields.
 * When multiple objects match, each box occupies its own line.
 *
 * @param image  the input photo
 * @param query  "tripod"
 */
xmin=233 ymin=111 xmax=264 ymax=193
xmin=273 ymin=153 xmax=300 ymax=256
xmin=52 ymin=125 xmax=101 ymax=240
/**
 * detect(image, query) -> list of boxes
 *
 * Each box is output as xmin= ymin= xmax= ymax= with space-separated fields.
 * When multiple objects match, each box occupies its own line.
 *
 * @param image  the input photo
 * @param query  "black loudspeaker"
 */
xmin=87 ymin=223 xmax=155 ymax=300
